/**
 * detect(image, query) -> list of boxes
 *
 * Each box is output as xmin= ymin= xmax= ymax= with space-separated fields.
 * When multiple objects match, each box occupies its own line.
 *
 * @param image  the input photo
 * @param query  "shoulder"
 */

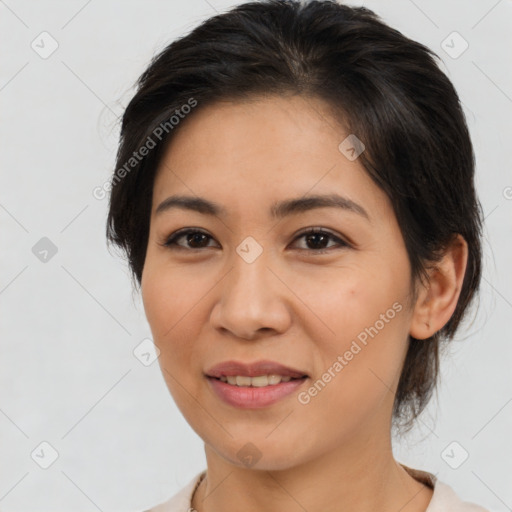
xmin=427 ymin=479 xmax=491 ymax=512
xmin=141 ymin=465 xmax=491 ymax=512
xmin=142 ymin=470 xmax=206 ymax=512
xmin=400 ymin=463 xmax=490 ymax=512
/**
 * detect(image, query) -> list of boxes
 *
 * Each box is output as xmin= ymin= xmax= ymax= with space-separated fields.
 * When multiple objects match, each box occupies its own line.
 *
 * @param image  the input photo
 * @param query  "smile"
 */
xmin=218 ymin=374 xmax=300 ymax=386
xmin=207 ymin=375 xmax=308 ymax=408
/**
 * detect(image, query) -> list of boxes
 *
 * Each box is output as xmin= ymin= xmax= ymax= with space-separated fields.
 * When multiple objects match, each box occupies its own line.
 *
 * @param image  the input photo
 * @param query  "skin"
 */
xmin=141 ymin=94 xmax=468 ymax=512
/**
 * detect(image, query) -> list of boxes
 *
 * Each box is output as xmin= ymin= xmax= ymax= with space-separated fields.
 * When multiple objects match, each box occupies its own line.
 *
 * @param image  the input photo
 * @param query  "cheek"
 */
xmin=295 ymin=263 xmax=405 ymax=343
xmin=141 ymin=261 xmax=206 ymax=341
xmin=141 ymin=264 xmax=206 ymax=393
xmin=296 ymin=267 xmax=410 ymax=419
xmin=141 ymin=267 xmax=208 ymax=421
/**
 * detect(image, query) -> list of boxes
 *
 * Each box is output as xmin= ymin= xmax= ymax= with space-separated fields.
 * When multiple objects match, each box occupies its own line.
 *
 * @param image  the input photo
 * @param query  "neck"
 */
xmin=191 ymin=421 xmax=433 ymax=512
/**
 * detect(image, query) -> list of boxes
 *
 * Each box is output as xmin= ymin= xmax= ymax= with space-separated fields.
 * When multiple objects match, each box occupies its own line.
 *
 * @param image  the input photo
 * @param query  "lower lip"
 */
xmin=206 ymin=376 xmax=307 ymax=409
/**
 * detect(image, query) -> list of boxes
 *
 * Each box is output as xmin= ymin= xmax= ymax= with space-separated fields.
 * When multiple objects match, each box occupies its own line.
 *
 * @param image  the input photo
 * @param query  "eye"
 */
xmin=291 ymin=228 xmax=350 ymax=255
xmin=159 ymin=227 xmax=350 ymax=254
xmin=160 ymin=228 xmax=218 ymax=251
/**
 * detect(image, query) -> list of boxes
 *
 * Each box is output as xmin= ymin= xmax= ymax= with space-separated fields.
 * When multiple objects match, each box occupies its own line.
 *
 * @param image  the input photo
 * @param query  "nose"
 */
xmin=209 ymin=247 xmax=293 ymax=340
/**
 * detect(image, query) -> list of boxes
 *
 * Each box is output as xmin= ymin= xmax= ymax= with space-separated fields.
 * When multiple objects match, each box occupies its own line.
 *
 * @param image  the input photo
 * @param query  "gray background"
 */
xmin=1 ymin=0 xmax=510 ymax=511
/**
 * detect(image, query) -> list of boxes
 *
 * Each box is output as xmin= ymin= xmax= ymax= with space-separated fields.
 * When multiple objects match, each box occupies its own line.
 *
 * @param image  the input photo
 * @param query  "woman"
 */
xmin=106 ymin=1 xmax=489 ymax=510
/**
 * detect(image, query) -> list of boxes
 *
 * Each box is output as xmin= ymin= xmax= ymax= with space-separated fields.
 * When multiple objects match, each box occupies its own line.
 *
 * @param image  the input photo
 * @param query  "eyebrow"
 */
xmin=155 ymin=193 xmax=370 ymax=222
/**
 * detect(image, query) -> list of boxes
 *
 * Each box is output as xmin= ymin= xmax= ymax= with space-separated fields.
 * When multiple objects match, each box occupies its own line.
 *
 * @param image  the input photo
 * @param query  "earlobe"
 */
xmin=409 ymin=234 xmax=468 ymax=340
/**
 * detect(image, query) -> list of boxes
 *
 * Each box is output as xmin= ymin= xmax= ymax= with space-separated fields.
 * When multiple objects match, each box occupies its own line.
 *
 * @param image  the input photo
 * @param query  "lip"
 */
xmin=206 ymin=375 xmax=308 ymax=409
xmin=205 ymin=359 xmax=309 ymax=409
xmin=205 ymin=359 xmax=308 ymax=379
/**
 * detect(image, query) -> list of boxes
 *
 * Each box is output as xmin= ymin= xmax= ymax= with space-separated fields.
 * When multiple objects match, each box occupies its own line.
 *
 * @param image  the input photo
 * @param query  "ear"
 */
xmin=409 ymin=234 xmax=468 ymax=340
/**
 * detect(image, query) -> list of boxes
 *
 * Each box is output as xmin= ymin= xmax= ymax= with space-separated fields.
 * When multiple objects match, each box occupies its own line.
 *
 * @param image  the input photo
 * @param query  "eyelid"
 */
xmin=291 ymin=227 xmax=351 ymax=252
xmin=159 ymin=227 xmax=217 ymax=250
xmin=159 ymin=226 xmax=352 ymax=252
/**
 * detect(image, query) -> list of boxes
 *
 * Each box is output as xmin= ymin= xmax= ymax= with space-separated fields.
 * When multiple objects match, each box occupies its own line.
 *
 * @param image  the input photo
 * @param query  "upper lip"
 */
xmin=205 ymin=360 xmax=308 ymax=379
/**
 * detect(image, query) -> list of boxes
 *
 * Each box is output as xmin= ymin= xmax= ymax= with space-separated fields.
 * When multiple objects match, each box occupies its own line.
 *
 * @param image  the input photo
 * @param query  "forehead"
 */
xmin=152 ymin=95 xmax=391 ymax=223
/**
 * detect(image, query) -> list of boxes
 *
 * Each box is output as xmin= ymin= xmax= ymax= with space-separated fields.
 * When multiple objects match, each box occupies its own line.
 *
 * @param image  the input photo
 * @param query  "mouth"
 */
xmin=209 ymin=374 xmax=307 ymax=387
xmin=205 ymin=359 xmax=309 ymax=381
xmin=204 ymin=359 xmax=309 ymax=409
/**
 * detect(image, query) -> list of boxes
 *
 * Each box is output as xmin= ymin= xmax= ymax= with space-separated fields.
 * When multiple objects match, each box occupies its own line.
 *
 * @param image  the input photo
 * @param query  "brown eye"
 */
xmin=159 ymin=227 xmax=350 ymax=254
xmin=292 ymin=228 xmax=349 ymax=254
xmin=161 ymin=229 xmax=217 ymax=250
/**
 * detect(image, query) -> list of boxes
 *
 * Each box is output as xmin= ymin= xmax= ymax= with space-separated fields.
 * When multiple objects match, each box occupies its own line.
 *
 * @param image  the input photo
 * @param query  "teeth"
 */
xmin=219 ymin=374 xmax=295 ymax=386
xmin=236 ymin=376 xmax=252 ymax=386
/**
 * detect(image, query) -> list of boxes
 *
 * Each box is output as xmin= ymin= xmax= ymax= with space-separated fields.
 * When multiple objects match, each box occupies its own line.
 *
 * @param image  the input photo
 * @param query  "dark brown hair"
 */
xmin=106 ymin=0 xmax=484 ymax=434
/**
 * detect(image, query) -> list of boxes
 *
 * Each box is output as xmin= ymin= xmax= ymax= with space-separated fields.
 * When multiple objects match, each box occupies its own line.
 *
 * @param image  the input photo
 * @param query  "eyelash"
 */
xmin=159 ymin=227 xmax=350 ymax=255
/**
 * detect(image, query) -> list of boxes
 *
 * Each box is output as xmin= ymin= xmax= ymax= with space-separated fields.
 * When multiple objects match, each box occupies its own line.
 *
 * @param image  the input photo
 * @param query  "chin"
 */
xmin=209 ymin=437 xmax=306 ymax=472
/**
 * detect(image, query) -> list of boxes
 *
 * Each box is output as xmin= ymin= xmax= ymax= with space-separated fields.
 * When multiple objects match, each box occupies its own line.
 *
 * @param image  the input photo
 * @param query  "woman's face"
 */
xmin=141 ymin=94 xmax=419 ymax=469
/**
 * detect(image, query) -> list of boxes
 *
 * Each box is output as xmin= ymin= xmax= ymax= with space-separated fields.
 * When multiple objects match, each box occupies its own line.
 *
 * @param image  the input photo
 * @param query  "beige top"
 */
xmin=144 ymin=464 xmax=490 ymax=512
